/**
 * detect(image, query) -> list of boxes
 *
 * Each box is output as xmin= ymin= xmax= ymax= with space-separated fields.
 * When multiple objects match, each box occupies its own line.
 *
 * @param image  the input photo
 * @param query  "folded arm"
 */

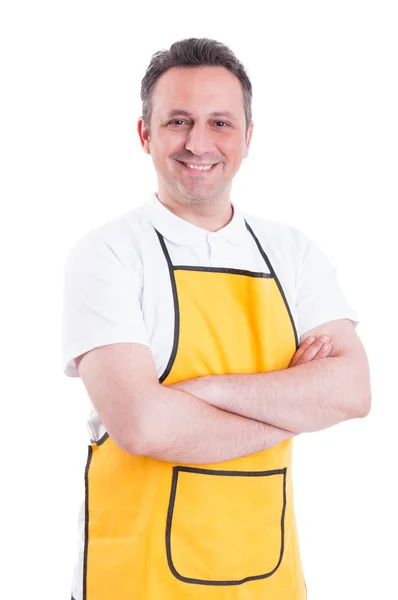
xmin=75 ymin=343 xmax=297 ymax=465
xmin=168 ymin=319 xmax=371 ymax=434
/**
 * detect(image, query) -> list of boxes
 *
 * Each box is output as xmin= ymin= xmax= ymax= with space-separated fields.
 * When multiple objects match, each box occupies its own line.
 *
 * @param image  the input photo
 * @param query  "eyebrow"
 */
xmin=165 ymin=109 xmax=236 ymax=120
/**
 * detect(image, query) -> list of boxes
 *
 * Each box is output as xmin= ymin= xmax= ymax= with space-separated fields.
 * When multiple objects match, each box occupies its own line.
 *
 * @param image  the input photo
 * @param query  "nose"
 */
xmin=185 ymin=123 xmax=215 ymax=157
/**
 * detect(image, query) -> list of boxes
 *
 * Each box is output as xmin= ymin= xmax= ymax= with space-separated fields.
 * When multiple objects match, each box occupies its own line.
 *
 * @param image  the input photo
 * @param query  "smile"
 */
xmin=176 ymin=160 xmax=219 ymax=173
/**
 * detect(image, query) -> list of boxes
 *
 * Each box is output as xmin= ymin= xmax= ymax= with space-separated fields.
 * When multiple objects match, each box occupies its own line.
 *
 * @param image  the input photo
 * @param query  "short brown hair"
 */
xmin=140 ymin=38 xmax=253 ymax=134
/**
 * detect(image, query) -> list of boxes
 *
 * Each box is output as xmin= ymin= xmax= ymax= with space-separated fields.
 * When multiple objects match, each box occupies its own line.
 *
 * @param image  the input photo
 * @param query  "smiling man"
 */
xmin=63 ymin=38 xmax=371 ymax=600
xmin=140 ymin=65 xmax=252 ymax=216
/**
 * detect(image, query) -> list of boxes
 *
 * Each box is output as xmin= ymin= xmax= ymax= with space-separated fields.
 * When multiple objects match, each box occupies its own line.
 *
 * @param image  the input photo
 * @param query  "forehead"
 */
xmin=151 ymin=66 xmax=245 ymax=120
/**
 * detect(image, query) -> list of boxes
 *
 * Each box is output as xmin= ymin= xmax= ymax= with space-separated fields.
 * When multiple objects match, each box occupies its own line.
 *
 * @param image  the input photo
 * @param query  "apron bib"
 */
xmin=83 ymin=221 xmax=307 ymax=599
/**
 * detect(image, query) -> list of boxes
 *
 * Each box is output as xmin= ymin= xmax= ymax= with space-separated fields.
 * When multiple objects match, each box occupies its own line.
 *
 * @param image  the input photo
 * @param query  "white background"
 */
xmin=1 ymin=1 xmax=397 ymax=598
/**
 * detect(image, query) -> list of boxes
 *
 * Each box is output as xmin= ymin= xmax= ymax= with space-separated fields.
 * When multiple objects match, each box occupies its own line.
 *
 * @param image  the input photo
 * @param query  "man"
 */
xmin=63 ymin=38 xmax=371 ymax=600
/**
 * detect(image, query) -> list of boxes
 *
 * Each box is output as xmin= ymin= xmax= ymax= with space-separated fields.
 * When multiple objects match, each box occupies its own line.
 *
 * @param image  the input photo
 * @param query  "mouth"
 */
xmin=175 ymin=160 xmax=220 ymax=174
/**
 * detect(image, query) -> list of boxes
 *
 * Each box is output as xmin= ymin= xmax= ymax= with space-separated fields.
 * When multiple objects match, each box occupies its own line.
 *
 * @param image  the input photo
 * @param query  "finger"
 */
xmin=289 ymin=336 xmax=316 ymax=366
xmin=290 ymin=336 xmax=329 ymax=366
xmin=297 ymin=339 xmax=327 ymax=363
xmin=292 ymin=336 xmax=331 ymax=366
xmin=289 ymin=334 xmax=331 ymax=367
xmin=299 ymin=341 xmax=332 ymax=364
xmin=313 ymin=343 xmax=332 ymax=360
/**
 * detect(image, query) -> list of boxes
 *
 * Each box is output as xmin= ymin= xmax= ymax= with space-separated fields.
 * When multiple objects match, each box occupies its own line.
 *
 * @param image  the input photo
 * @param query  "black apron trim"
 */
xmin=244 ymin=220 xmax=299 ymax=350
xmin=166 ymin=465 xmax=287 ymax=585
xmin=169 ymin=465 xmax=286 ymax=477
xmin=155 ymin=230 xmax=181 ymax=384
xmin=91 ymin=432 xmax=109 ymax=446
xmin=89 ymin=223 xmax=298 ymax=451
xmin=155 ymin=222 xmax=299 ymax=381
xmin=174 ymin=266 xmax=273 ymax=278
xmin=83 ymin=445 xmax=93 ymax=600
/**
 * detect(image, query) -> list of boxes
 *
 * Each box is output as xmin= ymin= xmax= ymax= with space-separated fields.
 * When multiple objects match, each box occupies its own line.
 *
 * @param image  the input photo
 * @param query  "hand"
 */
xmin=288 ymin=335 xmax=332 ymax=368
xmin=167 ymin=335 xmax=333 ymax=397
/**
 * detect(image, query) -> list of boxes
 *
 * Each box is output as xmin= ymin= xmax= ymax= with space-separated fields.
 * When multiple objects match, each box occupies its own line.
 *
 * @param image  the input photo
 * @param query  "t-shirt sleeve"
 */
xmin=294 ymin=230 xmax=359 ymax=338
xmin=62 ymin=234 xmax=151 ymax=378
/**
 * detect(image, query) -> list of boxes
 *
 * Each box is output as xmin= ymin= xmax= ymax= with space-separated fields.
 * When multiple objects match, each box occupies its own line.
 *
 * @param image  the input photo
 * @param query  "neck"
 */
xmin=155 ymin=192 xmax=234 ymax=232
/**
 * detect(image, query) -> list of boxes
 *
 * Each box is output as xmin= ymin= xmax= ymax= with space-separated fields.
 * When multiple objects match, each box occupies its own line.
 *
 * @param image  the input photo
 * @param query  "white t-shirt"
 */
xmin=63 ymin=192 xmax=358 ymax=439
xmin=63 ymin=192 xmax=358 ymax=598
xmin=63 ymin=192 xmax=358 ymax=370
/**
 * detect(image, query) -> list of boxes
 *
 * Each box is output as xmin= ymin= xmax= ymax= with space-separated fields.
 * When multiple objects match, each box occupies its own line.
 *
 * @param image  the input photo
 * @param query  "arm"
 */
xmin=168 ymin=319 xmax=371 ymax=434
xmin=76 ymin=342 xmax=296 ymax=465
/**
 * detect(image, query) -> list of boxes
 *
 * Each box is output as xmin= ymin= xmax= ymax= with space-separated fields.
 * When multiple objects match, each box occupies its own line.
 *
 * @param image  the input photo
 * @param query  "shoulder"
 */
xmin=64 ymin=204 xmax=154 ymax=273
xmin=239 ymin=208 xmax=313 ymax=264
xmin=237 ymin=208 xmax=337 ymax=302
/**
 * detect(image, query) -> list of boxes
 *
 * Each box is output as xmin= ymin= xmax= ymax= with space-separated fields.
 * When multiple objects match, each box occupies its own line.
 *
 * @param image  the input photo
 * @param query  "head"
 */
xmin=137 ymin=38 xmax=254 ymax=209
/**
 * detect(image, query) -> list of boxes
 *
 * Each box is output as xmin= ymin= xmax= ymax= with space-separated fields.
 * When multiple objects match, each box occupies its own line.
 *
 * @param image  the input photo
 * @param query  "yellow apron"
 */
xmin=83 ymin=222 xmax=307 ymax=599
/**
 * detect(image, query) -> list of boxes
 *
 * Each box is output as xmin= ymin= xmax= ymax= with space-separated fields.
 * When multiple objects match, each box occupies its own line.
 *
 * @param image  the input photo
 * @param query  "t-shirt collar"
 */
xmin=141 ymin=193 xmax=248 ymax=246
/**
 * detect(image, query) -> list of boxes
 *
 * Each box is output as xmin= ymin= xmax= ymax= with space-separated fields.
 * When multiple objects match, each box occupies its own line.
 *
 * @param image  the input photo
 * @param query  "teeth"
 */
xmin=184 ymin=163 xmax=213 ymax=171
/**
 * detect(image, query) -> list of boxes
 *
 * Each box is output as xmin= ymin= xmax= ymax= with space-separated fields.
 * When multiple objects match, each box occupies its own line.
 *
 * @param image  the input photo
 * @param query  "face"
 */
xmin=138 ymin=66 xmax=253 ymax=208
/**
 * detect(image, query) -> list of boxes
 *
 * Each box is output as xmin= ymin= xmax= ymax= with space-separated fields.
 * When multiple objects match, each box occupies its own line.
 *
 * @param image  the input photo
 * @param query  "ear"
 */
xmin=243 ymin=121 xmax=254 ymax=159
xmin=137 ymin=118 xmax=151 ymax=155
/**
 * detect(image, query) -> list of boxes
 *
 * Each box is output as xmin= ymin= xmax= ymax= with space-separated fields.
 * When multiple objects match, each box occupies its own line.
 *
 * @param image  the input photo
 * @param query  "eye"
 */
xmin=168 ymin=120 xmax=188 ymax=128
xmin=215 ymin=121 xmax=229 ymax=128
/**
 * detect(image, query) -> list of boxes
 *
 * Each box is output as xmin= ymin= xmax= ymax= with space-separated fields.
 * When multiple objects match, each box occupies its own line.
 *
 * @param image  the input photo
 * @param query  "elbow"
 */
xmin=109 ymin=428 xmax=145 ymax=457
xmin=350 ymin=381 xmax=372 ymax=420
xmin=355 ymin=391 xmax=372 ymax=419
xmin=127 ymin=432 xmax=165 ymax=460
xmin=110 ymin=387 xmax=167 ymax=457
xmin=128 ymin=430 xmax=159 ymax=457
xmin=357 ymin=364 xmax=372 ymax=419
xmin=124 ymin=422 xmax=158 ymax=457
xmin=124 ymin=435 xmax=147 ymax=457
xmin=108 ymin=419 xmax=153 ymax=457
xmin=348 ymin=357 xmax=372 ymax=420
xmin=124 ymin=411 xmax=164 ymax=458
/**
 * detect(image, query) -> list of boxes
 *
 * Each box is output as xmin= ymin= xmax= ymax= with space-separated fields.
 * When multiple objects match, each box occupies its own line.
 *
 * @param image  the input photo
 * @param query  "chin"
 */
xmin=178 ymin=185 xmax=220 ymax=203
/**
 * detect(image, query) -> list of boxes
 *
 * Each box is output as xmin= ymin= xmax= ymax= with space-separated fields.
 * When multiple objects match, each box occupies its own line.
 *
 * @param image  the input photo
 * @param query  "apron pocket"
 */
xmin=166 ymin=465 xmax=287 ymax=585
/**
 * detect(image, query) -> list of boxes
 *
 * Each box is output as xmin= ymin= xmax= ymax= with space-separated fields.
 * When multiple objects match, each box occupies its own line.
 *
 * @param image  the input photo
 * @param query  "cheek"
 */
xmin=153 ymin=136 xmax=183 ymax=165
xmin=148 ymin=140 xmax=166 ymax=166
xmin=220 ymin=136 xmax=246 ymax=159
